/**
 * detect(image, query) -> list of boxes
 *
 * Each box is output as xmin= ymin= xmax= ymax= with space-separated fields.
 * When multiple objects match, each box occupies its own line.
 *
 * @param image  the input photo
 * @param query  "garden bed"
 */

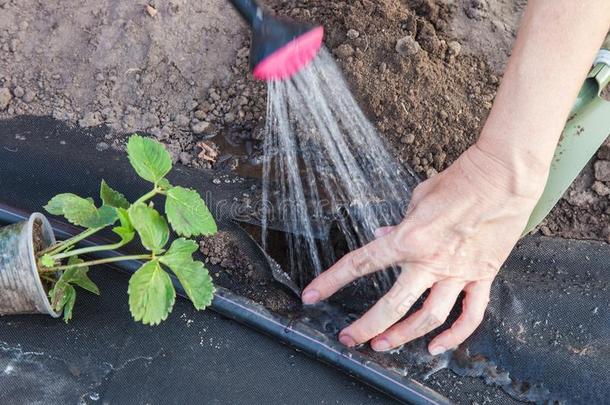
xmin=1 ymin=0 xmax=609 ymax=403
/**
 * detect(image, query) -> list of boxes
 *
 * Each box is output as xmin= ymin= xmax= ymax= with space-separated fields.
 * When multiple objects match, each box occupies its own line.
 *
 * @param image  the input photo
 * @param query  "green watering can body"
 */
xmin=523 ymin=34 xmax=610 ymax=235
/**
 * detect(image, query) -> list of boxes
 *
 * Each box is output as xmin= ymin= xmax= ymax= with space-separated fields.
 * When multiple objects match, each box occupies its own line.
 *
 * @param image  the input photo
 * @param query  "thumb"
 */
xmin=374 ymin=226 xmax=397 ymax=238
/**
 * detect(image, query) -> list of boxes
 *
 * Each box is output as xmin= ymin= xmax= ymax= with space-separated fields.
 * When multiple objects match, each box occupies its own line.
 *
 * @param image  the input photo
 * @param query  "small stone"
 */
xmin=566 ymin=190 xmax=598 ymax=207
xmin=0 ymin=87 xmax=12 ymax=110
xmin=335 ymin=44 xmax=354 ymax=59
xmin=447 ymin=40 xmax=462 ymax=57
xmin=13 ymin=87 xmax=24 ymax=99
xmin=174 ymin=114 xmax=190 ymax=127
xmin=540 ymin=225 xmax=553 ymax=236
xmin=380 ymin=62 xmax=387 ymax=73
xmin=347 ymin=29 xmax=360 ymax=39
xmin=598 ymin=143 xmax=610 ymax=160
xmin=179 ymin=151 xmax=192 ymax=165
xmin=426 ymin=167 xmax=438 ymax=178
xmin=191 ymin=121 xmax=211 ymax=134
xmin=146 ymin=4 xmax=158 ymax=17
xmin=396 ymin=36 xmax=421 ymax=56
xmin=194 ymin=109 xmax=207 ymax=120
xmin=594 ymin=160 xmax=610 ymax=181
xmin=401 ymin=133 xmax=416 ymax=144
xmin=592 ymin=181 xmax=610 ymax=196
xmin=95 ymin=142 xmax=110 ymax=152
xmin=22 ymin=90 xmax=35 ymax=103
xmin=78 ymin=111 xmax=103 ymax=128
xmin=224 ymin=112 xmax=235 ymax=123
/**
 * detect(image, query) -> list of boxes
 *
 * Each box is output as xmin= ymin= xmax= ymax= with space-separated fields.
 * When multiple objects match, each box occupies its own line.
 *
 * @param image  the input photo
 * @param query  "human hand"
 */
xmin=301 ymin=143 xmax=547 ymax=355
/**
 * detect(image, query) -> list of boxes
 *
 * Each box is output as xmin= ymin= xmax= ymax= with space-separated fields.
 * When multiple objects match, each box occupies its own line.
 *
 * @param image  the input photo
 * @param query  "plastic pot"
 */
xmin=0 ymin=212 xmax=59 ymax=317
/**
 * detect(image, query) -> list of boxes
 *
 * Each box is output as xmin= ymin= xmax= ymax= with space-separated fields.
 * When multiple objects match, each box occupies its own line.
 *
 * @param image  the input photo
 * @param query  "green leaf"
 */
xmin=129 ymin=203 xmax=169 ymax=253
xmin=160 ymin=238 xmax=198 ymax=263
xmin=62 ymin=257 xmax=100 ymax=295
xmin=44 ymin=193 xmax=118 ymax=228
xmin=158 ymin=178 xmax=172 ymax=191
xmin=41 ymin=254 xmax=55 ymax=268
xmin=166 ymin=260 xmax=214 ymax=311
xmin=165 ymin=186 xmax=217 ymax=237
xmin=60 ymin=285 xmax=76 ymax=323
xmin=112 ymin=207 xmax=136 ymax=244
xmin=127 ymin=135 xmax=172 ymax=184
xmin=128 ymin=260 xmax=176 ymax=325
xmin=160 ymin=238 xmax=214 ymax=310
xmin=49 ymin=281 xmax=76 ymax=323
xmin=100 ymin=180 xmax=130 ymax=209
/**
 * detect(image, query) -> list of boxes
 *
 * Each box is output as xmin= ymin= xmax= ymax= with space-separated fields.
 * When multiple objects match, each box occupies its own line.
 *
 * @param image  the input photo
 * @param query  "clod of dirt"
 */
xmin=591 ymin=181 xmax=610 ymax=197
xmin=396 ymin=36 xmax=421 ymax=56
xmin=79 ymin=111 xmax=103 ymax=128
xmin=0 ymin=88 xmax=11 ymax=110
xmin=594 ymin=160 xmax=610 ymax=182
xmin=334 ymin=43 xmax=355 ymax=59
xmin=199 ymin=231 xmax=299 ymax=314
xmin=191 ymin=121 xmax=211 ymax=134
xmin=346 ymin=29 xmax=360 ymax=39
xmin=12 ymin=86 xmax=24 ymax=98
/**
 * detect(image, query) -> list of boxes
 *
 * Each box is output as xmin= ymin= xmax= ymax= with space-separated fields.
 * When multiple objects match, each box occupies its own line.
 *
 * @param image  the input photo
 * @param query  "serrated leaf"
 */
xmin=129 ymin=203 xmax=169 ymax=253
xmin=160 ymin=238 xmax=198 ymax=264
xmin=41 ymin=254 xmax=55 ymax=268
xmin=61 ymin=285 xmax=76 ymax=323
xmin=165 ymin=260 xmax=214 ymax=310
xmin=44 ymin=193 xmax=118 ymax=228
xmin=49 ymin=281 xmax=76 ymax=323
xmin=112 ymin=207 xmax=136 ymax=244
xmin=158 ymin=178 xmax=172 ymax=191
xmin=128 ymin=260 xmax=176 ymax=325
xmin=160 ymin=239 xmax=214 ymax=310
xmin=100 ymin=180 xmax=130 ymax=209
xmin=165 ymin=186 xmax=217 ymax=237
xmin=62 ymin=257 xmax=100 ymax=295
xmin=127 ymin=135 xmax=172 ymax=184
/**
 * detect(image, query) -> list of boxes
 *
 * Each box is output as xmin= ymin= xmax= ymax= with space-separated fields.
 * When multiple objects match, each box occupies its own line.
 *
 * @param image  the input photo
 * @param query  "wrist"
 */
xmin=465 ymin=140 xmax=550 ymax=201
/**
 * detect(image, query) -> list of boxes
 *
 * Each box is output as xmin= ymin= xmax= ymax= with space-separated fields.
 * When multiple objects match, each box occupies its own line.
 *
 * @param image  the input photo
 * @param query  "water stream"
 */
xmin=261 ymin=48 xmax=419 ymax=290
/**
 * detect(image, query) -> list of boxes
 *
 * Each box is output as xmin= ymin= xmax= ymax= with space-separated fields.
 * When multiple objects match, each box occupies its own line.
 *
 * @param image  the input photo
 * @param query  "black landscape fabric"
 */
xmin=0 ymin=116 xmax=608 ymax=404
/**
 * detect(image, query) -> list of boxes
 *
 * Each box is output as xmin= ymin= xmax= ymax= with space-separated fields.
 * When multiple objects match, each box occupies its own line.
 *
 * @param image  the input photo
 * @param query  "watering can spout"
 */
xmin=228 ymin=0 xmax=324 ymax=81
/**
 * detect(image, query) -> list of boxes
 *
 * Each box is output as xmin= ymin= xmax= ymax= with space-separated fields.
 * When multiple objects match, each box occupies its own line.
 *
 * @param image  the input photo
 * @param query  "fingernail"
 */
xmin=372 ymin=338 xmax=391 ymax=352
xmin=339 ymin=334 xmax=356 ymax=347
xmin=302 ymin=289 xmax=320 ymax=305
xmin=429 ymin=345 xmax=446 ymax=356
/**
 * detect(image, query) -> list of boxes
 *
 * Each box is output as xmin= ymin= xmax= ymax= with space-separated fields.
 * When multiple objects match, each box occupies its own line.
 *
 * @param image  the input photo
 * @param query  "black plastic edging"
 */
xmin=0 ymin=205 xmax=452 ymax=405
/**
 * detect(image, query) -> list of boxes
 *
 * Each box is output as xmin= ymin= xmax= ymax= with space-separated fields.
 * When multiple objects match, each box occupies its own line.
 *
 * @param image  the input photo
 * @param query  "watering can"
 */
xmin=524 ymin=33 xmax=610 ymax=234
xmin=228 ymin=0 xmax=324 ymax=81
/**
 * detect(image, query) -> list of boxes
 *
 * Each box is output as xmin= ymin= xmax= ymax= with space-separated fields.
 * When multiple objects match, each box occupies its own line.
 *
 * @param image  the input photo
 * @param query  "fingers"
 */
xmin=370 ymin=280 xmax=464 ymax=352
xmin=302 ymin=232 xmax=411 ymax=304
xmin=428 ymin=279 xmax=492 ymax=355
xmin=338 ymin=267 xmax=436 ymax=347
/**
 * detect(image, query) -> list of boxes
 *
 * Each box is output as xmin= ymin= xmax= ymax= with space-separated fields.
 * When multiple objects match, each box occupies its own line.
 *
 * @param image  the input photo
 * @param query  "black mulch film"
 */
xmin=1 ymin=116 xmax=609 ymax=404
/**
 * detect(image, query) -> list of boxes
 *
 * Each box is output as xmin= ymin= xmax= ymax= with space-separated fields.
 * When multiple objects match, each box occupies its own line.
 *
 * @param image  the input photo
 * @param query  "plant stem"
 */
xmin=40 ymin=254 xmax=152 ymax=273
xmin=51 ymin=239 xmax=129 ymax=261
xmin=133 ymin=187 xmax=160 ymax=206
xmin=40 ymin=227 xmax=103 ymax=257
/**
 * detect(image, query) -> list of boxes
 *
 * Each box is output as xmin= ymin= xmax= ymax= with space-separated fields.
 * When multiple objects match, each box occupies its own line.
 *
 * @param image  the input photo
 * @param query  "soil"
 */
xmin=2 ymin=0 xmax=608 ymax=242
xmin=31 ymin=219 xmax=45 ymax=256
xmin=199 ymin=230 xmax=299 ymax=314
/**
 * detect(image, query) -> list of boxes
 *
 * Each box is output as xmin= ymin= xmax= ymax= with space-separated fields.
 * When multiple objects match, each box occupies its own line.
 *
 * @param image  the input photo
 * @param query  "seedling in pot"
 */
xmin=37 ymin=134 xmax=217 ymax=325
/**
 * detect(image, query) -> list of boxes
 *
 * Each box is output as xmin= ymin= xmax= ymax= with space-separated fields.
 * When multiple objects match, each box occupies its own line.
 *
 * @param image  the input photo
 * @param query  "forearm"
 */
xmin=477 ymin=0 xmax=610 ymax=195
